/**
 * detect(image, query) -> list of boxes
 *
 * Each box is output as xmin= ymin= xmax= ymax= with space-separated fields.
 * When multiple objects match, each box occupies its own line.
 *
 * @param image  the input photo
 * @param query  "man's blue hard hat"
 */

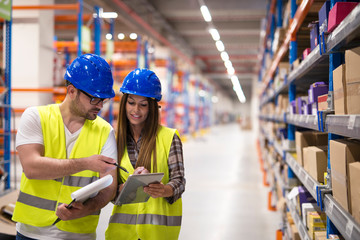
xmin=120 ymin=68 xmax=162 ymax=102
xmin=64 ymin=53 xmax=115 ymax=98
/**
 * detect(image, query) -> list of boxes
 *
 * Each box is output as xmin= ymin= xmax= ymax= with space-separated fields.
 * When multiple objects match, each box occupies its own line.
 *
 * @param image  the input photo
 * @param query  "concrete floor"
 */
xmin=9 ymin=123 xmax=281 ymax=239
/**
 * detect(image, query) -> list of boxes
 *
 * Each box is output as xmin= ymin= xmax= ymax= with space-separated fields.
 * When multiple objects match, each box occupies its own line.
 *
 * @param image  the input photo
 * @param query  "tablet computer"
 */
xmin=114 ymin=173 xmax=164 ymax=205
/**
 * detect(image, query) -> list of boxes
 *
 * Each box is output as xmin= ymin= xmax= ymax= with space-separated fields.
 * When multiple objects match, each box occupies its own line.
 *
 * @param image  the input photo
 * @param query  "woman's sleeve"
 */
xmin=165 ymin=134 xmax=186 ymax=204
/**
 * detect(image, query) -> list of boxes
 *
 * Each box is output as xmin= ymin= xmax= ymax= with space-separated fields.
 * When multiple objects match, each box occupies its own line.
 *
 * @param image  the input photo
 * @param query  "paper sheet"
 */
xmin=71 ymin=174 xmax=113 ymax=202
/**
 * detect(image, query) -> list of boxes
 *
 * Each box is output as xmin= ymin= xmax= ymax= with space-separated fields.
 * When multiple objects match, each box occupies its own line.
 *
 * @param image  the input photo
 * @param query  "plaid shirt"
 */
xmin=127 ymin=132 xmax=185 ymax=204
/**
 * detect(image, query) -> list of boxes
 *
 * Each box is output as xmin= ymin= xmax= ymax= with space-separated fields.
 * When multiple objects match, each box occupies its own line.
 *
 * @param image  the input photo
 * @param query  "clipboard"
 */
xmin=52 ymin=174 xmax=113 ymax=225
xmin=114 ymin=173 xmax=164 ymax=205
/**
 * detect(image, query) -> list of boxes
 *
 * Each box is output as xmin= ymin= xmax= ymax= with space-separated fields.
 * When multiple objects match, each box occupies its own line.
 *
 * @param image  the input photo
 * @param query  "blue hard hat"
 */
xmin=120 ymin=68 xmax=162 ymax=101
xmin=64 ymin=53 xmax=115 ymax=98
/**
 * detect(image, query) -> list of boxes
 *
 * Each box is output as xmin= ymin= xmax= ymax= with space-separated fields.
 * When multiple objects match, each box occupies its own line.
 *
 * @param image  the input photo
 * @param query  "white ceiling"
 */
xmin=55 ymin=0 xmax=267 ymax=102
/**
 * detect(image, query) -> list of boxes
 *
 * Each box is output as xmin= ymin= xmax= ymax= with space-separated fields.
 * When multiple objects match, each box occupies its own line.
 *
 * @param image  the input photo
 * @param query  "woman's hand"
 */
xmin=143 ymin=182 xmax=174 ymax=198
xmin=133 ymin=166 xmax=149 ymax=175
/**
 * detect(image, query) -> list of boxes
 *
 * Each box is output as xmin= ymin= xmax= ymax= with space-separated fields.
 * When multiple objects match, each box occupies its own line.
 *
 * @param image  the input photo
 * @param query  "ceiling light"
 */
xmin=227 ymin=66 xmax=235 ymax=75
xmin=224 ymin=60 xmax=232 ymax=69
xmin=93 ymin=9 xmax=118 ymax=19
xmin=215 ymin=40 xmax=225 ymax=52
xmin=106 ymin=33 xmax=112 ymax=40
xmin=211 ymin=96 xmax=219 ymax=103
xmin=101 ymin=12 xmax=118 ymax=19
xmin=129 ymin=33 xmax=138 ymax=40
xmin=200 ymin=5 xmax=212 ymax=22
xmin=221 ymin=51 xmax=229 ymax=61
xmin=118 ymin=33 xmax=125 ymax=40
xmin=199 ymin=89 xmax=206 ymax=97
xmin=209 ymin=28 xmax=220 ymax=41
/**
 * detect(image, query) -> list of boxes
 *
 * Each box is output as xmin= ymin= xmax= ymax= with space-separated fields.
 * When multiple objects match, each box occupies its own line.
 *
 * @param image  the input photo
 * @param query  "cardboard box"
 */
xmin=303 ymin=48 xmax=311 ymax=60
xmin=295 ymin=131 xmax=328 ymax=166
xmin=349 ymin=162 xmax=360 ymax=224
xmin=345 ymin=46 xmax=360 ymax=84
xmin=346 ymin=81 xmax=360 ymax=114
xmin=330 ymin=139 xmax=360 ymax=212
xmin=333 ymin=64 xmax=347 ymax=115
xmin=302 ymin=203 xmax=321 ymax=227
xmin=291 ymin=224 xmax=301 ymax=240
xmin=303 ymin=146 xmax=328 ymax=183
xmin=297 ymin=186 xmax=317 ymax=218
xmin=317 ymin=94 xmax=328 ymax=111
xmin=307 ymin=211 xmax=327 ymax=227
xmin=328 ymin=2 xmax=359 ymax=32
xmin=318 ymin=0 xmax=331 ymax=33
xmin=310 ymin=22 xmax=319 ymax=51
xmin=314 ymin=231 xmax=327 ymax=240
xmin=308 ymin=82 xmax=328 ymax=104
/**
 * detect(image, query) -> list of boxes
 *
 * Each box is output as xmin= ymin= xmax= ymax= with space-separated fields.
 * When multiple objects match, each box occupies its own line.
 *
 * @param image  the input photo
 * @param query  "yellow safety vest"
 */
xmin=12 ymin=104 xmax=111 ymax=234
xmin=105 ymin=126 xmax=182 ymax=240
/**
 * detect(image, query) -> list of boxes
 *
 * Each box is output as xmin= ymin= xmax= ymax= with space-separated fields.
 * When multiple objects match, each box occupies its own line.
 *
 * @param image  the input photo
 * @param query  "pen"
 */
xmin=52 ymin=198 xmax=76 ymax=225
xmin=109 ymin=162 xmax=129 ymax=173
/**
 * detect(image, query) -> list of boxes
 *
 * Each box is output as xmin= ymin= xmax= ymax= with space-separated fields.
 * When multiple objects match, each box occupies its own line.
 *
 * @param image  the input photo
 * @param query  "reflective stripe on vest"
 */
xmin=17 ymin=191 xmax=57 ymax=211
xmin=109 ymin=213 xmax=182 ymax=226
xmin=106 ymin=126 xmax=182 ymax=240
xmin=12 ymin=104 xmax=110 ymax=233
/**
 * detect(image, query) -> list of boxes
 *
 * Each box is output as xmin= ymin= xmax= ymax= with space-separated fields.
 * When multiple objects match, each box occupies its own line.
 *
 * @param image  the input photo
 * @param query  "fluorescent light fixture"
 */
xmin=106 ymin=33 xmax=112 ymax=40
xmin=117 ymin=33 xmax=125 ymax=40
xmin=199 ymin=89 xmax=206 ymax=97
xmin=200 ymin=5 xmax=212 ymax=22
xmin=230 ymin=75 xmax=246 ymax=103
xmin=101 ymin=12 xmax=118 ymax=19
xmin=224 ymin=60 xmax=232 ymax=69
xmin=209 ymin=28 xmax=220 ymax=41
xmin=148 ymin=46 xmax=155 ymax=54
xmin=221 ymin=51 xmax=229 ymax=61
xmin=129 ymin=33 xmax=138 ymax=40
xmin=93 ymin=9 xmax=118 ymax=19
xmin=227 ymin=66 xmax=235 ymax=75
xmin=215 ymin=40 xmax=225 ymax=52
xmin=211 ymin=96 xmax=219 ymax=103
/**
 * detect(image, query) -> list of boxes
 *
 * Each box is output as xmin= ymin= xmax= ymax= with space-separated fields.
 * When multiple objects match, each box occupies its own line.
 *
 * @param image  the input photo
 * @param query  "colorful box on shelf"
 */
xmin=309 ymin=21 xmax=319 ymax=51
xmin=302 ymin=48 xmax=311 ymax=60
xmin=318 ymin=0 xmax=331 ymax=33
xmin=317 ymin=94 xmax=328 ymax=111
xmin=308 ymin=82 xmax=328 ymax=104
xmin=303 ymin=103 xmax=312 ymax=115
xmin=327 ymin=2 xmax=359 ymax=33
xmin=301 ymin=203 xmax=321 ymax=227
xmin=297 ymin=186 xmax=317 ymax=218
xmin=290 ymin=100 xmax=296 ymax=114
xmin=296 ymin=96 xmax=308 ymax=114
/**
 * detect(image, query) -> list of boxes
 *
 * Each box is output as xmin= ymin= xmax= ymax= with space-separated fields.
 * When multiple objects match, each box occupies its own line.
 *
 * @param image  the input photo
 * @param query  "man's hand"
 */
xmin=56 ymin=202 xmax=87 ymax=221
xmin=86 ymin=155 xmax=117 ymax=174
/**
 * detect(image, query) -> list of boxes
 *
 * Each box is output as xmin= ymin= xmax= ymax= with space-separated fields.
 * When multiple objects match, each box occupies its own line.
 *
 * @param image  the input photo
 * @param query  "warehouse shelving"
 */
xmin=259 ymin=0 xmax=360 ymax=239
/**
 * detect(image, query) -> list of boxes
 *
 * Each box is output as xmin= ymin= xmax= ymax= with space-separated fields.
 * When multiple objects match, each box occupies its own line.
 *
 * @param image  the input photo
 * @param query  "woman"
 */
xmin=106 ymin=68 xmax=185 ymax=240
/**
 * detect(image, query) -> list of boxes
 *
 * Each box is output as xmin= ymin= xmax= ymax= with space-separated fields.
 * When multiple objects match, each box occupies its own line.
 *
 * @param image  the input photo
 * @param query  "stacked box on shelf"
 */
xmin=345 ymin=46 xmax=360 ymax=114
xmin=303 ymin=146 xmax=328 ymax=184
xmin=307 ymin=211 xmax=326 ymax=239
xmin=328 ymin=2 xmax=359 ymax=33
xmin=333 ymin=64 xmax=347 ymax=115
xmin=308 ymin=82 xmax=328 ymax=115
xmin=330 ymin=139 xmax=360 ymax=213
xmin=349 ymin=162 xmax=360 ymax=225
xmin=295 ymin=131 xmax=328 ymax=167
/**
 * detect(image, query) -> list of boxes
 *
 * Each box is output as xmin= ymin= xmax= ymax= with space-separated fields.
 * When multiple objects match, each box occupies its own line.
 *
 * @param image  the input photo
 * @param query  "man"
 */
xmin=12 ymin=54 xmax=118 ymax=240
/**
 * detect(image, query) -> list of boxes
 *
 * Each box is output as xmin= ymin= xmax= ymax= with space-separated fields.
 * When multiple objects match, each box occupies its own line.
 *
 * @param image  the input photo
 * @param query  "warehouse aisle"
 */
xmin=97 ymin=123 xmax=281 ymax=239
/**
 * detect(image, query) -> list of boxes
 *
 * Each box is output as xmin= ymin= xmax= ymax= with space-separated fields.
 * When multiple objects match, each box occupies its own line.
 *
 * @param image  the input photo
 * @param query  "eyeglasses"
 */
xmin=79 ymin=90 xmax=110 ymax=105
